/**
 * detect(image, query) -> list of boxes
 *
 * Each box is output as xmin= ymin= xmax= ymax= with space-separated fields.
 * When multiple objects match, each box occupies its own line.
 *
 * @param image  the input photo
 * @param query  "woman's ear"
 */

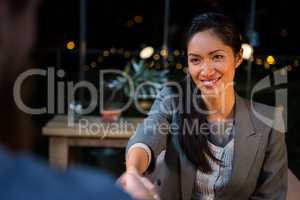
xmin=235 ymin=48 xmax=244 ymax=69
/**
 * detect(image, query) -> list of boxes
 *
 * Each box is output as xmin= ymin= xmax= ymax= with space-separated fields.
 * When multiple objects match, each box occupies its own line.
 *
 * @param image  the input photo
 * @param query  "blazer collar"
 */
xmin=179 ymin=93 xmax=268 ymax=200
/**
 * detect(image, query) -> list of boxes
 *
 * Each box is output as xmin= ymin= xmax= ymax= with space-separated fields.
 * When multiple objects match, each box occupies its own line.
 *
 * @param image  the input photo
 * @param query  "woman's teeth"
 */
xmin=202 ymin=77 xmax=220 ymax=87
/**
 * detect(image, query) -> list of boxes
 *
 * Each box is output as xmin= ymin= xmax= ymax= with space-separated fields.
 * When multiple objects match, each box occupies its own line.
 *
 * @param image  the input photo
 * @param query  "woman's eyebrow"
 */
xmin=188 ymin=50 xmax=225 ymax=57
xmin=208 ymin=49 xmax=225 ymax=55
xmin=188 ymin=53 xmax=201 ymax=57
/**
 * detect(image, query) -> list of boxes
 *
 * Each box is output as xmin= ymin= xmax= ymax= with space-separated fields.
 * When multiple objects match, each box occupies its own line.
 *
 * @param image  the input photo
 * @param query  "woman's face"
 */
xmin=187 ymin=30 xmax=242 ymax=96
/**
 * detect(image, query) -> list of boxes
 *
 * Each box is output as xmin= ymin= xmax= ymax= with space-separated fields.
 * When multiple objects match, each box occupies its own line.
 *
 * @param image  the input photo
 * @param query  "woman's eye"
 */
xmin=190 ymin=58 xmax=200 ymax=64
xmin=213 ymin=55 xmax=224 ymax=61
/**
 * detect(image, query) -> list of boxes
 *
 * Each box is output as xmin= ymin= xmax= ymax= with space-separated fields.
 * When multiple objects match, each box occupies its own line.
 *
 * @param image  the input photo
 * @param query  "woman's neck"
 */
xmin=202 ymin=87 xmax=235 ymax=121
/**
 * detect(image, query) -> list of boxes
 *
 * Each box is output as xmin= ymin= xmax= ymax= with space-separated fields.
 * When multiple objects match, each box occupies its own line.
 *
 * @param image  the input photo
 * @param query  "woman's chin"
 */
xmin=202 ymin=89 xmax=220 ymax=97
xmin=198 ymin=84 xmax=221 ymax=96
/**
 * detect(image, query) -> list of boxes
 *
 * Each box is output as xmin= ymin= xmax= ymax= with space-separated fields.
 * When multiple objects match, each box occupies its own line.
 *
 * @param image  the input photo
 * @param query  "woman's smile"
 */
xmin=200 ymin=75 xmax=222 ymax=89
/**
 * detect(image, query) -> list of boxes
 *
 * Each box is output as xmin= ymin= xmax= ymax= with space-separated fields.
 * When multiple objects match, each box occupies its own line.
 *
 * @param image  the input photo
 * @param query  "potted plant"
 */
xmin=100 ymin=59 xmax=169 ymax=120
xmin=122 ymin=59 xmax=169 ymax=112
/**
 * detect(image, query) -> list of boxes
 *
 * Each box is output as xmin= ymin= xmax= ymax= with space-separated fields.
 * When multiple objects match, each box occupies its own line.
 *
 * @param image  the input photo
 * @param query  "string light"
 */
xmin=266 ymin=55 xmax=276 ymax=65
xmin=126 ymin=20 xmax=134 ymax=27
xmin=160 ymin=48 xmax=168 ymax=57
xmin=74 ymin=47 xmax=300 ymax=75
xmin=117 ymin=48 xmax=124 ymax=54
xmin=91 ymin=61 xmax=97 ymax=68
xmin=241 ymin=43 xmax=253 ymax=60
xmin=173 ymin=50 xmax=180 ymax=56
xmin=255 ymin=58 xmax=263 ymax=65
xmin=176 ymin=63 xmax=183 ymax=69
xmin=134 ymin=16 xmax=143 ymax=23
xmin=153 ymin=54 xmax=160 ymax=61
xmin=66 ymin=41 xmax=76 ymax=50
xmin=110 ymin=48 xmax=117 ymax=54
xmin=140 ymin=46 xmax=154 ymax=59
xmin=103 ymin=50 xmax=110 ymax=57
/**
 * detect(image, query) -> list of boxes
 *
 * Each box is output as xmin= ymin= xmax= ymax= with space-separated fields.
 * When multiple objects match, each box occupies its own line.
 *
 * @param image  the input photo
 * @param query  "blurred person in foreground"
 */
xmin=0 ymin=0 xmax=153 ymax=199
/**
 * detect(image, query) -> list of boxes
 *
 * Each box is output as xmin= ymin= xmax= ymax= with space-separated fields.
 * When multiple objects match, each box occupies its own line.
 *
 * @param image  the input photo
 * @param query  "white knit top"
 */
xmin=192 ymin=120 xmax=235 ymax=200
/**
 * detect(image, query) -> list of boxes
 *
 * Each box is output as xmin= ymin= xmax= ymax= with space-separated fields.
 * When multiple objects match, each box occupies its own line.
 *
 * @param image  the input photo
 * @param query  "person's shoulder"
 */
xmin=247 ymin=99 xmax=276 ymax=116
xmin=241 ymin=96 xmax=285 ymax=133
xmin=62 ymin=166 xmax=131 ymax=200
xmin=0 ymin=148 xmax=131 ymax=200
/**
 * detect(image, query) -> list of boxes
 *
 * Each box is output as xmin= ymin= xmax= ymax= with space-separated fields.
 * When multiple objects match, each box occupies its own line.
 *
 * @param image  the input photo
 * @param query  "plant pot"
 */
xmin=101 ymin=110 xmax=121 ymax=122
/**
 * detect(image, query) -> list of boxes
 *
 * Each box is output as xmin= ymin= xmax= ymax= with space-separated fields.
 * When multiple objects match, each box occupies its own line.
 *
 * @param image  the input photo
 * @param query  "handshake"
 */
xmin=117 ymin=168 xmax=160 ymax=200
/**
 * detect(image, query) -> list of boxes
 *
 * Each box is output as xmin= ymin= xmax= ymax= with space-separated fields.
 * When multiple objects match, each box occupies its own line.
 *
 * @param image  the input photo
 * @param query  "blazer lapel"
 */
xmin=180 ymin=152 xmax=196 ymax=200
xmin=171 ymin=130 xmax=196 ymax=200
xmin=216 ymin=94 xmax=263 ymax=200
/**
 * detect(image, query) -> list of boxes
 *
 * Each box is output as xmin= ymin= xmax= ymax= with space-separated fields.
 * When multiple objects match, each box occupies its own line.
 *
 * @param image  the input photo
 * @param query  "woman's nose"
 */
xmin=200 ymin=63 xmax=215 ymax=77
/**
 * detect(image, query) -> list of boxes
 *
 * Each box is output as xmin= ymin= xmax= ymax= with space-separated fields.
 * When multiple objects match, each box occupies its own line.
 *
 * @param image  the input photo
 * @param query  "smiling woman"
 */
xmin=177 ymin=13 xmax=245 ymax=174
xmin=120 ymin=12 xmax=289 ymax=200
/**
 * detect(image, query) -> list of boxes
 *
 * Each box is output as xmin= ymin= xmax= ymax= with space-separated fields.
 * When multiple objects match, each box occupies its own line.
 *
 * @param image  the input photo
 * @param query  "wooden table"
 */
xmin=42 ymin=115 xmax=143 ymax=169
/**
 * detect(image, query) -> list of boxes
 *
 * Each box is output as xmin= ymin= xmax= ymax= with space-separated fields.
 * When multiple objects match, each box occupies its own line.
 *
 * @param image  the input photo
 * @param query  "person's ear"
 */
xmin=234 ymin=48 xmax=244 ymax=69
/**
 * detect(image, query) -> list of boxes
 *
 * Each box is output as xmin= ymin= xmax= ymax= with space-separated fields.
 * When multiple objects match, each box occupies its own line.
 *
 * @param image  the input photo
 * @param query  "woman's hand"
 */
xmin=117 ymin=169 xmax=160 ymax=200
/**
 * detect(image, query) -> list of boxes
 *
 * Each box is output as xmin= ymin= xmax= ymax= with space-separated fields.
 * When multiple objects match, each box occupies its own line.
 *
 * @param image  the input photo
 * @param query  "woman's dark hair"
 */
xmin=178 ymin=12 xmax=241 ymax=173
xmin=175 ymin=75 xmax=220 ymax=174
xmin=186 ymin=12 xmax=242 ymax=55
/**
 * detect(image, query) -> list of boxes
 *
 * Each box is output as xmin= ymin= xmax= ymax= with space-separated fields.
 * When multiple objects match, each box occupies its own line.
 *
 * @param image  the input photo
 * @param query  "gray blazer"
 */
xmin=126 ymin=86 xmax=288 ymax=200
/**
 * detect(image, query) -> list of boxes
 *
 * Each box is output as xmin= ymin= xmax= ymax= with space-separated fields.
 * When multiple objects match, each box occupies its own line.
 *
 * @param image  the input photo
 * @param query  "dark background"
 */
xmin=37 ymin=0 xmax=299 ymax=51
